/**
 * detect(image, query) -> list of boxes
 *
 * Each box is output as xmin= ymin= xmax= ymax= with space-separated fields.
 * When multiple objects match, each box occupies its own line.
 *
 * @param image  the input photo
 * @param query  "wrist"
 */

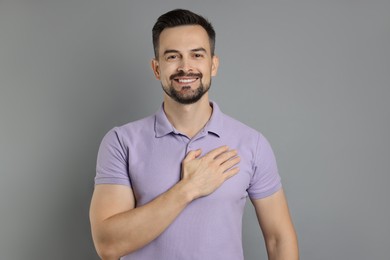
xmin=176 ymin=179 xmax=198 ymax=203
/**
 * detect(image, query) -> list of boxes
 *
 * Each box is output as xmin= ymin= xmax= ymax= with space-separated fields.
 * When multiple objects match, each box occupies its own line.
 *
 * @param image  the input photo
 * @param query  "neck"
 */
xmin=163 ymin=94 xmax=212 ymax=138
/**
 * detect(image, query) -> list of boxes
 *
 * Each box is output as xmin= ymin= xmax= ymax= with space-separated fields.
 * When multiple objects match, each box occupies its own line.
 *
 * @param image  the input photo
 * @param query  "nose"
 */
xmin=177 ymin=57 xmax=193 ymax=73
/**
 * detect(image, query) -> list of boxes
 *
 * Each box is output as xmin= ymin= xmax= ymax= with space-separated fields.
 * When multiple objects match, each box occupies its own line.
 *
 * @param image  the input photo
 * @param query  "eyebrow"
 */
xmin=191 ymin=47 xmax=207 ymax=53
xmin=163 ymin=49 xmax=180 ymax=55
xmin=163 ymin=48 xmax=207 ymax=56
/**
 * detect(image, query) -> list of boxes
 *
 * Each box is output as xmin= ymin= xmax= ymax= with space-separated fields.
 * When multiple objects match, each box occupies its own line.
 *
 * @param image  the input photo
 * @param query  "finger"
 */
xmin=223 ymin=167 xmax=240 ymax=180
xmin=214 ymin=149 xmax=238 ymax=164
xmin=183 ymin=149 xmax=202 ymax=163
xmin=203 ymin=145 xmax=229 ymax=160
xmin=220 ymin=156 xmax=241 ymax=172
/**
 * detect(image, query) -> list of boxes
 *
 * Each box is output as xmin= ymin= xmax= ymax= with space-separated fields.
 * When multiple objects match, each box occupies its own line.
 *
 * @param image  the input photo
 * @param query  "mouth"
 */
xmin=170 ymin=72 xmax=202 ymax=86
xmin=173 ymin=77 xmax=199 ymax=84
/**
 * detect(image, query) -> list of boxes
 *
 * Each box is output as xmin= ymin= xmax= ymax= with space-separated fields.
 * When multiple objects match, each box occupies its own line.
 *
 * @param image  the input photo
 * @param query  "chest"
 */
xmin=127 ymin=134 xmax=255 ymax=206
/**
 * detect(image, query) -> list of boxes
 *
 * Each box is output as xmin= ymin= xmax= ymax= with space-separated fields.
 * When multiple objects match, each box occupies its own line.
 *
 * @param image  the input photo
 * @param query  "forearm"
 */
xmin=91 ymin=147 xmax=239 ymax=260
xmin=251 ymin=189 xmax=299 ymax=260
xmin=93 ymin=181 xmax=194 ymax=259
xmin=265 ymin=233 xmax=299 ymax=260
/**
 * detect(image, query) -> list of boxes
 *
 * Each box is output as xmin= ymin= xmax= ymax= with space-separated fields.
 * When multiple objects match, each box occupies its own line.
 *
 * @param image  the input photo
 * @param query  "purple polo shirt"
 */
xmin=95 ymin=101 xmax=281 ymax=260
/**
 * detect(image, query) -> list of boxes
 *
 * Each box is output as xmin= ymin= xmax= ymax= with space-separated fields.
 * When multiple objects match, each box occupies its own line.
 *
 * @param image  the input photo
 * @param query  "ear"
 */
xmin=151 ymin=58 xmax=161 ymax=80
xmin=211 ymin=55 xmax=219 ymax=77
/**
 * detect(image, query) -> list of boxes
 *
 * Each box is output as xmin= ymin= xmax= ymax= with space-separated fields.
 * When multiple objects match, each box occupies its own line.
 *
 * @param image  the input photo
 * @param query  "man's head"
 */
xmin=152 ymin=9 xmax=216 ymax=59
xmin=151 ymin=9 xmax=219 ymax=105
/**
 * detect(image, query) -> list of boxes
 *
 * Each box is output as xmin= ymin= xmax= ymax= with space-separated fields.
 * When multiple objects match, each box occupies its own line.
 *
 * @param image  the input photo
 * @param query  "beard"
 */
xmin=161 ymin=72 xmax=211 ymax=105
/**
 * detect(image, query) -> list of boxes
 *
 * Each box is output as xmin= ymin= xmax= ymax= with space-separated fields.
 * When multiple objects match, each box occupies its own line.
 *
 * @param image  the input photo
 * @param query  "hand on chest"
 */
xmin=128 ymin=136 xmax=254 ymax=206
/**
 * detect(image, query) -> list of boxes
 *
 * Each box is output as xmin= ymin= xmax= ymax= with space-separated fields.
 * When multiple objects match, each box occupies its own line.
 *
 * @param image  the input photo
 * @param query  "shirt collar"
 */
xmin=204 ymin=101 xmax=223 ymax=137
xmin=154 ymin=101 xmax=223 ymax=138
xmin=154 ymin=103 xmax=175 ymax=137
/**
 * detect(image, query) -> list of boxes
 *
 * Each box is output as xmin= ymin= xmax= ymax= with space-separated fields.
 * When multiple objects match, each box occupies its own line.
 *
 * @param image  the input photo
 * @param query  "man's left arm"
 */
xmin=251 ymin=189 xmax=299 ymax=260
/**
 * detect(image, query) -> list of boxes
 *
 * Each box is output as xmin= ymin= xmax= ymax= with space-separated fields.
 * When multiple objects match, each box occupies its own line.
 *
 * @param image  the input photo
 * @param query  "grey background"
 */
xmin=1 ymin=0 xmax=389 ymax=259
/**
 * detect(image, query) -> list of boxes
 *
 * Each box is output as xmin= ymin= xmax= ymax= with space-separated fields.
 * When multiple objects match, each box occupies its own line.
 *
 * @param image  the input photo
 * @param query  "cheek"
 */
xmin=160 ymin=66 xmax=176 ymax=78
xmin=203 ymin=68 xmax=213 ymax=79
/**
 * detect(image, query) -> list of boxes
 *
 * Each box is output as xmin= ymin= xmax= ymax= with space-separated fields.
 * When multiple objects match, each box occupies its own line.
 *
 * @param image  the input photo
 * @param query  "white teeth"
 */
xmin=178 ymin=78 xmax=196 ymax=83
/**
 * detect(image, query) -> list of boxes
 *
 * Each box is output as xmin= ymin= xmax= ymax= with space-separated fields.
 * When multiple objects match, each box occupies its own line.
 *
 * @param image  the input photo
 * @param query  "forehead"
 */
xmin=158 ymin=25 xmax=210 ymax=54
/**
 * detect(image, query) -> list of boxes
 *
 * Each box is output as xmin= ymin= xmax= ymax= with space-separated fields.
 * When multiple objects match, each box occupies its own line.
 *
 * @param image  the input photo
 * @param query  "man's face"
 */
xmin=152 ymin=25 xmax=219 ymax=104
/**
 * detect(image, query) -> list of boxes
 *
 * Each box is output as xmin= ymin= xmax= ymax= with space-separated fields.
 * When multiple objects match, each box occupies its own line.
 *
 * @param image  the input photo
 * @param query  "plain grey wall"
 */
xmin=1 ymin=1 xmax=389 ymax=259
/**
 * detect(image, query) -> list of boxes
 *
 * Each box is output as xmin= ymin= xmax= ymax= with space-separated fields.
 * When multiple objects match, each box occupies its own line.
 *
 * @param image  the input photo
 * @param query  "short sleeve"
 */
xmin=95 ymin=127 xmax=131 ymax=186
xmin=247 ymin=133 xmax=282 ymax=199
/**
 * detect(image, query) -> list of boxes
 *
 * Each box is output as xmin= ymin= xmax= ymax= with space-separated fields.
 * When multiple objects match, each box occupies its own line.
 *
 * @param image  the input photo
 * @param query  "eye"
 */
xmin=193 ymin=53 xmax=204 ymax=58
xmin=166 ymin=54 xmax=178 ymax=61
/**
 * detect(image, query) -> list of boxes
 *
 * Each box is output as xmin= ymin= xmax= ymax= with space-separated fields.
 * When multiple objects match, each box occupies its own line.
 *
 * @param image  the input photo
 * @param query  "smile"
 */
xmin=174 ymin=77 xmax=199 ymax=83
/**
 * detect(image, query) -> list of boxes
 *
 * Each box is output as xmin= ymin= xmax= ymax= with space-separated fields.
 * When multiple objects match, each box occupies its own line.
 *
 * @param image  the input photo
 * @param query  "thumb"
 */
xmin=183 ymin=149 xmax=202 ymax=163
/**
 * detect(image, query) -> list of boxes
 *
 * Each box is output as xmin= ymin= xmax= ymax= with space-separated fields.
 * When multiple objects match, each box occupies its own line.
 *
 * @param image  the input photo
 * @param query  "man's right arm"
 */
xmin=89 ymin=146 xmax=240 ymax=260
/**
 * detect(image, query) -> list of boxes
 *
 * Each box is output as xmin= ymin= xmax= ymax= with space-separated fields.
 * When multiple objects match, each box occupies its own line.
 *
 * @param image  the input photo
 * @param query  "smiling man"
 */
xmin=90 ymin=9 xmax=298 ymax=260
xmin=155 ymin=25 xmax=214 ymax=105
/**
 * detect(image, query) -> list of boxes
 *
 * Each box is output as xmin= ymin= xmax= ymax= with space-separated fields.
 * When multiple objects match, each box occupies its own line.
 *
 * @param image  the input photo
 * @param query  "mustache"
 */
xmin=170 ymin=71 xmax=203 ymax=80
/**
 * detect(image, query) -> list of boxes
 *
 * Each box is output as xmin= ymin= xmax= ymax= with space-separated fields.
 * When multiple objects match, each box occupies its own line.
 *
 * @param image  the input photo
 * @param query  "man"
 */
xmin=90 ymin=9 xmax=298 ymax=260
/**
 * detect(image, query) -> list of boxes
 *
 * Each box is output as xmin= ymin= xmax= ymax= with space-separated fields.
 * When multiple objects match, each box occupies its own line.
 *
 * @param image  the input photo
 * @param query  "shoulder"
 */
xmin=221 ymin=112 xmax=262 ymax=140
xmin=212 ymin=102 xmax=271 ymax=149
xmin=117 ymin=114 xmax=155 ymax=136
xmin=101 ymin=114 xmax=155 ymax=146
xmin=220 ymin=112 xmax=275 ymax=162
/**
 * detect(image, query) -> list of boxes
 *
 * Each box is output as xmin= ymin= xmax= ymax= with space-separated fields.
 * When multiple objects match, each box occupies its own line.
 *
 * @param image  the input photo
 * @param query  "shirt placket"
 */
xmin=185 ymin=129 xmax=208 ymax=154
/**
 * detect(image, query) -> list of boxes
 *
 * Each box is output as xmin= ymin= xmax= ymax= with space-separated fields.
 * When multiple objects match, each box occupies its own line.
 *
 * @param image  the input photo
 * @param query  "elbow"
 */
xmin=94 ymin=239 xmax=122 ymax=260
xmin=95 ymin=245 xmax=117 ymax=260
xmin=94 ymin=237 xmax=139 ymax=260
xmin=90 ymin=220 xmax=140 ymax=258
